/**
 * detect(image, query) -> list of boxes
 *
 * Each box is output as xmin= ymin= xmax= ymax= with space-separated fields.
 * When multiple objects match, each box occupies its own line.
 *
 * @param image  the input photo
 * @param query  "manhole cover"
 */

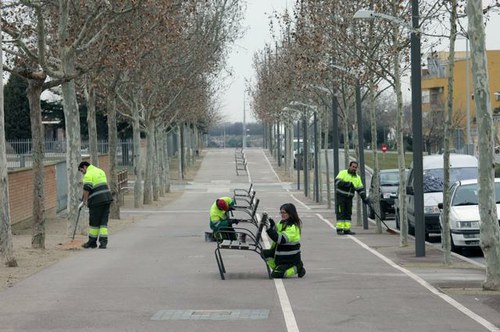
xmin=151 ymin=309 xmax=269 ymax=321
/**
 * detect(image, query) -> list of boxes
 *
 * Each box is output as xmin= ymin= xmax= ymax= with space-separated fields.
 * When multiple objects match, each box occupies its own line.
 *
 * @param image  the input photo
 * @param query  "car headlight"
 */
xmin=458 ymin=221 xmax=480 ymax=228
xmin=423 ymin=206 xmax=440 ymax=214
xmin=382 ymin=193 xmax=392 ymax=199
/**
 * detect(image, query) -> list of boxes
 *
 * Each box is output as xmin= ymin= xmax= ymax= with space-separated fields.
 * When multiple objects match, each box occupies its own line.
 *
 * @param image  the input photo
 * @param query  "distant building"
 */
xmin=421 ymin=50 xmax=500 ymax=153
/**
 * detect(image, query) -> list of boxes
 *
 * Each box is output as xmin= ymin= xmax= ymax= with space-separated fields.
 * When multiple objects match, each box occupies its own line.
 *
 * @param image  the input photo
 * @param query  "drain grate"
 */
xmin=151 ymin=309 xmax=269 ymax=321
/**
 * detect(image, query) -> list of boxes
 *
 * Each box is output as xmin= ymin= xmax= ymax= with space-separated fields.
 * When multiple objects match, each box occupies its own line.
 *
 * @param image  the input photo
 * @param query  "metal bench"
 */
xmin=233 ymin=183 xmax=253 ymax=198
xmin=230 ymin=198 xmax=260 ymax=227
xmin=233 ymin=190 xmax=257 ymax=210
xmin=214 ymin=213 xmax=271 ymax=280
xmin=235 ymin=149 xmax=247 ymax=175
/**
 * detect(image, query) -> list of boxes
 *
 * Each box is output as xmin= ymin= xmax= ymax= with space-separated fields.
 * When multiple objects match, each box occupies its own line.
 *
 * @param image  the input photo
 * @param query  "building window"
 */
xmin=422 ymin=90 xmax=430 ymax=104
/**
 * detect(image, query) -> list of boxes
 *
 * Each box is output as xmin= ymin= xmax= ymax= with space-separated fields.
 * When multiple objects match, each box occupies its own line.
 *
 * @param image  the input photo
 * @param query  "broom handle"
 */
xmin=72 ymin=206 xmax=83 ymax=240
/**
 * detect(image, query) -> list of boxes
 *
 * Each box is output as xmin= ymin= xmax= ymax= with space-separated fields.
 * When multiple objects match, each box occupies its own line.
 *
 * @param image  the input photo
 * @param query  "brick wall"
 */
xmin=8 ymin=155 xmax=110 ymax=226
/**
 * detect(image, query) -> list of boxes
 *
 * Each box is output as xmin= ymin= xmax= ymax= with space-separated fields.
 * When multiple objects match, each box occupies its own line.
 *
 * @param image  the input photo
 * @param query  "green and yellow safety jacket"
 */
xmin=335 ymin=169 xmax=367 ymax=200
xmin=266 ymin=220 xmax=301 ymax=266
xmin=209 ymin=196 xmax=234 ymax=231
xmin=82 ymin=165 xmax=113 ymax=207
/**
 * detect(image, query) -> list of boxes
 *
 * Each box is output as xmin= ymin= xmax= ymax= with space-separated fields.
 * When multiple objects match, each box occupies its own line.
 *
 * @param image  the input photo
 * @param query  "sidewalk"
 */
xmin=0 ymin=147 xmax=498 ymax=331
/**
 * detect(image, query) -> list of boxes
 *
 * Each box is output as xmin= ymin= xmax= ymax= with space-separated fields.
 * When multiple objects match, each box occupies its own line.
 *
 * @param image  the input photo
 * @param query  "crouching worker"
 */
xmin=262 ymin=203 xmax=306 ymax=278
xmin=210 ymin=196 xmax=237 ymax=241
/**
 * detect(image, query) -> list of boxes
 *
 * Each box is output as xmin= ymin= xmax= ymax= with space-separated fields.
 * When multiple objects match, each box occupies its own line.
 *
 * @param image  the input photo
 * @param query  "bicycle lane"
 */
xmin=247 ymin=148 xmax=497 ymax=332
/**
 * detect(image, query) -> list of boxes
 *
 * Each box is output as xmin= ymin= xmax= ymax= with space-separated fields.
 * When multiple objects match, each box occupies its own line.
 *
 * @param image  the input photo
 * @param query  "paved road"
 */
xmin=0 ymin=148 xmax=498 ymax=331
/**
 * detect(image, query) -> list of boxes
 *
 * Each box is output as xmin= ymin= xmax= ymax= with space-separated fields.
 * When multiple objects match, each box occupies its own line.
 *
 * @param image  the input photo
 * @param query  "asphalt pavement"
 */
xmin=0 ymin=148 xmax=499 ymax=332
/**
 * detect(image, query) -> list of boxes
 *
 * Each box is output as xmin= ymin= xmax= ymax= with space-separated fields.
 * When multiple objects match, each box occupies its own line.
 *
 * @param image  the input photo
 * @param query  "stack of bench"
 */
xmin=235 ymin=149 xmax=247 ymax=175
xmin=211 ymin=183 xmax=272 ymax=280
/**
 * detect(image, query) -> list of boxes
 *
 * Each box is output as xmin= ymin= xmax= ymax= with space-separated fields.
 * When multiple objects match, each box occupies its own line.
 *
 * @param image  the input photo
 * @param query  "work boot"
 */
xmin=82 ymin=239 xmax=97 ymax=249
xmin=336 ymin=229 xmax=343 ymax=235
xmin=343 ymin=229 xmax=356 ymax=235
xmin=99 ymin=237 xmax=108 ymax=249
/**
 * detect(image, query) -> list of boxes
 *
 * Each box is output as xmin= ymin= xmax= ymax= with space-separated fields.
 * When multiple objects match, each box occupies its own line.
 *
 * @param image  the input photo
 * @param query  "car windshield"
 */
xmin=379 ymin=172 xmax=399 ymax=186
xmin=452 ymin=182 xmax=500 ymax=206
xmin=423 ymin=167 xmax=478 ymax=193
xmin=452 ymin=185 xmax=479 ymax=206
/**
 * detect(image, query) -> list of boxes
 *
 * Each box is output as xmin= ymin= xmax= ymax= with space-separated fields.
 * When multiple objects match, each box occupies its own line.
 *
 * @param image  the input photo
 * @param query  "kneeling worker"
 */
xmin=209 ymin=196 xmax=236 ymax=241
xmin=262 ymin=203 xmax=306 ymax=278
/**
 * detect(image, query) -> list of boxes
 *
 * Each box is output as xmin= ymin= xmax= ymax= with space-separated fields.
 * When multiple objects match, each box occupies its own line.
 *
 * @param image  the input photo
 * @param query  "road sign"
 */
xmin=381 ymin=143 xmax=388 ymax=153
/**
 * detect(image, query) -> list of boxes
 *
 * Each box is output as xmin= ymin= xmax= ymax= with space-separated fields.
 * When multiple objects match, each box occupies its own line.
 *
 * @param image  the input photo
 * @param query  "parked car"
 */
xmin=438 ymin=178 xmax=500 ymax=252
xmin=405 ymin=154 xmax=478 ymax=240
xmin=393 ymin=170 xmax=410 ymax=230
xmin=368 ymin=169 xmax=401 ymax=220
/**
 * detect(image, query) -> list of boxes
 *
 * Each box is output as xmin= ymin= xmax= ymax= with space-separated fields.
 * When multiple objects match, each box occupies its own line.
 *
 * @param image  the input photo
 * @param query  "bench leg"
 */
xmin=214 ymin=248 xmax=226 ymax=280
xmin=265 ymin=263 xmax=272 ymax=279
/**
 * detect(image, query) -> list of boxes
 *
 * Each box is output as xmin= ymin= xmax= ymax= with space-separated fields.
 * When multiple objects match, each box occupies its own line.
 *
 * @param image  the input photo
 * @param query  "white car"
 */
xmin=439 ymin=178 xmax=500 ymax=252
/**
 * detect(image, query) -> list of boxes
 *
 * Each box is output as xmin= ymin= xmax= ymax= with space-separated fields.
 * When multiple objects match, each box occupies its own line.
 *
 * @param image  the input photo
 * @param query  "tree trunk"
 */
xmin=369 ymin=79 xmax=382 ymax=234
xmin=108 ymin=97 xmax=120 ymax=219
xmin=60 ymin=52 xmax=83 ymax=237
xmin=0 ymin=25 xmax=17 ymax=266
xmin=152 ymin=125 xmax=159 ymax=202
xmin=27 ymin=73 xmax=46 ymax=249
xmin=85 ymin=78 xmax=98 ymax=166
xmin=132 ymin=104 xmax=143 ymax=208
xmin=143 ymin=119 xmax=154 ymax=205
xmin=158 ymin=127 xmax=166 ymax=197
xmin=468 ymin=0 xmax=500 ymax=291
xmin=442 ymin=1 xmax=458 ymax=265
xmin=323 ymin=113 xmax=331 ymax=209
xmin=181 ymin=124 xmax=187 ymax=180
xmin=164 ymin=130 xmax=171 ymax=193
xmin=391 ymin=25 xmax=408 ymax=247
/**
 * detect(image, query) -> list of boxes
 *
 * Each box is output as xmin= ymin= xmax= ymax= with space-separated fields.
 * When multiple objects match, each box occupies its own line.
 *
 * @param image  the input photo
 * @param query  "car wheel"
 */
xmin=380 ymin=209 xmax=386 ymax=221
xmin=408 ymin=222 xmax=415 ymax=236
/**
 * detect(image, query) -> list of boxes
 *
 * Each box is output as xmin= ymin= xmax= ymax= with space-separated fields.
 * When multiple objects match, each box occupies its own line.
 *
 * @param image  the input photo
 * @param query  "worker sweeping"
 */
xmin=78 ymin=161 xmax=113 ymax=249
xmin=335 ymin=161 xmax=369 ymax=235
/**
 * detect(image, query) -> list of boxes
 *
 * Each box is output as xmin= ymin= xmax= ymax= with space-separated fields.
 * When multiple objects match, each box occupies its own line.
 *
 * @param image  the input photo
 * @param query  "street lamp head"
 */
xmin=353 ymin=9 xmax=375 ymax=19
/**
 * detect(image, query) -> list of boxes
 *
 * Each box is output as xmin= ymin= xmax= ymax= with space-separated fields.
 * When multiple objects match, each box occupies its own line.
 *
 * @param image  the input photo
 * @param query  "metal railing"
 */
xmin=5 ymin=139 xmax=134 ymax=169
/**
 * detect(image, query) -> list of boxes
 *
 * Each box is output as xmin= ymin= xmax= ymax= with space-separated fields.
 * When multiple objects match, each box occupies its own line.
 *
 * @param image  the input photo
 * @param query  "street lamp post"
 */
xmin=243 ymin=92 xmax=247 ymax=149
xmin=354 ymin=3 xmax=425 ymax=256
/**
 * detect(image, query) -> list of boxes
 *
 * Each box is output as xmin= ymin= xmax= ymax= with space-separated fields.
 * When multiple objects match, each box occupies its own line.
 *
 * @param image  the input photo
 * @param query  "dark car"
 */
xmin=368 ymin=169 xmax=402 ymax=220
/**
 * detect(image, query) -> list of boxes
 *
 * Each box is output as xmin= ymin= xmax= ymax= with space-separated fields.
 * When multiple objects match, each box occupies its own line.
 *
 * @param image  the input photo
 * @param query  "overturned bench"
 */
xmin=214 ymin=213 xmax=271 ymax=280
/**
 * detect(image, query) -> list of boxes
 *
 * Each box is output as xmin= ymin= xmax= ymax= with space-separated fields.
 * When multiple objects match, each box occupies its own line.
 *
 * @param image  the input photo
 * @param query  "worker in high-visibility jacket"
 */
xmin=78 ymin=161 xmax=113 ymax=249
xmin=262 ymin=203 xmax=306 ymax=278
xmin=209 ymin=196 xmax=236 ymax=241
xmin=335 ymin=161 xmax=368 ymax=235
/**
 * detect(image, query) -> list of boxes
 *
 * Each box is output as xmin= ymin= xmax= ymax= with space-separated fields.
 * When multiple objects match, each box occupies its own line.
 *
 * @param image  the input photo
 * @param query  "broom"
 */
xmin=365 ymin=201 xmax=398 ymax=235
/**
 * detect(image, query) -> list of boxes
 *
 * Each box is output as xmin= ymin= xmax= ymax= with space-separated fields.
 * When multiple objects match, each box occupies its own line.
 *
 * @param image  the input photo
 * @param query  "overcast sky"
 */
xmin=220 ymin=0 xmax=294 ymax=123
xmin=220 ymin=1 xmax=500 ymax=124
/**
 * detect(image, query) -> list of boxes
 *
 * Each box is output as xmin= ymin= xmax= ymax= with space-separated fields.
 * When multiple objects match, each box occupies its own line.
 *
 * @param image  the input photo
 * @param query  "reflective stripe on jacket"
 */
xmin=335 ymin=169 xmax=366 ymax=200
xmin=266 ymin=221 xmax=301 ymax=266
xmin=82 ymin=165 xmax=113 ymax=207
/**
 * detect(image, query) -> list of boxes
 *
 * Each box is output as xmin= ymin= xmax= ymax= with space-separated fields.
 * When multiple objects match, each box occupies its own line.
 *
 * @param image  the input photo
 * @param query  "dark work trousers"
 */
xmin=89 ymin=203 xmax=111 ymax=245
xmin=335 ymin=194 xmax=353 ymax=221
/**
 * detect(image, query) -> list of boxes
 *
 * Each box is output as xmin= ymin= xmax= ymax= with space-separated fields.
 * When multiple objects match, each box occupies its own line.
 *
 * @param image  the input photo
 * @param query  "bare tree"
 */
xmin=0 ymin=4 xmax=17 ymax=266
xmin=467 ymin=0 xmax=500 ymax=291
